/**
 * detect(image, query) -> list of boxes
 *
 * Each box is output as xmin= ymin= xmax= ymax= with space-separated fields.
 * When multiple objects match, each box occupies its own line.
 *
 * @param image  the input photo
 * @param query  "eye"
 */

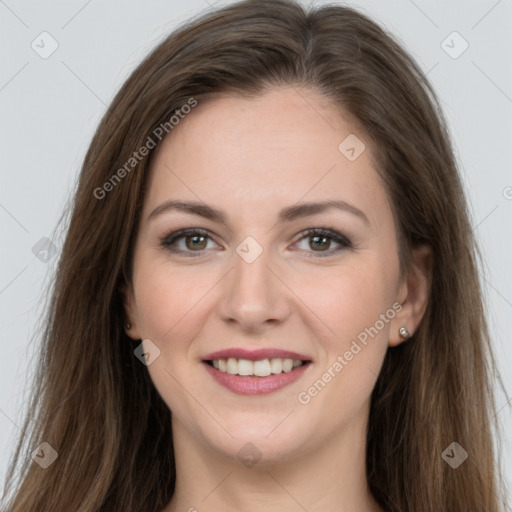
xmin=160 ymin=227 xmax=352 ymax=258
xmin=160 ymin=228 xmax=220 ymax=256
xmin=291 ymin=228 xmax=352 ymax=257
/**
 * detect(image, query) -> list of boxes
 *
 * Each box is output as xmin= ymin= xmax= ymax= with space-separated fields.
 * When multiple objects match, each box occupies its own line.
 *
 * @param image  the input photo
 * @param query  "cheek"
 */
xmin=131 ymin=256 xmax=213 ymax=414
xmin=296 ymin=253 xmax=398 ymax=402
xmin=295 ymin=262 xmax=395 ymax=422
xmin=132 ymin=253 xmax=214 ymax=341
xmin=300 ymin=256 xmax=397 ymax=344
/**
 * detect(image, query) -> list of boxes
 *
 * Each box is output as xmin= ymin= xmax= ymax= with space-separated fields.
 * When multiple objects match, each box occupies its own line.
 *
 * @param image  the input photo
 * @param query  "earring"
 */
xmin=399 ymin=327 xmax=410 ymax=339
xmin=125 ymin=322 xmax=132 ymax=330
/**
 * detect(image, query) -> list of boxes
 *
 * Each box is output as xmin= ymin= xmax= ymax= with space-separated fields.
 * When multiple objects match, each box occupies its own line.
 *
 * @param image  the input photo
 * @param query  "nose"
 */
xmin=217 ymin=242 xmax=291 ymax=333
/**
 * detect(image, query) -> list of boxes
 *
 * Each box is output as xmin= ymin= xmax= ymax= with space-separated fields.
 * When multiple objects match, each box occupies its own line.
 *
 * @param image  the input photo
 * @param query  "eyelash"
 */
xmin=159 ymin=227 xmax=353 ymax=258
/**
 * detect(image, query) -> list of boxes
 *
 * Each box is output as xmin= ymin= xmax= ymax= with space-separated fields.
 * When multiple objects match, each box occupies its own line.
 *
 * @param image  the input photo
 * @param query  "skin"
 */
xmin=123 ymin=86 xmax=432 ymax=512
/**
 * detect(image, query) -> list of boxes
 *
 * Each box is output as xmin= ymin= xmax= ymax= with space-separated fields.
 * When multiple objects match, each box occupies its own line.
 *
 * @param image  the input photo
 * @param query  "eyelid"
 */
xmin=159 ymin=226 xmax=353 ymax=258
xmin=289 ymin=228 xmax=352 ymax=257
xmin=160 ymin=228 xmax=221 ymax=256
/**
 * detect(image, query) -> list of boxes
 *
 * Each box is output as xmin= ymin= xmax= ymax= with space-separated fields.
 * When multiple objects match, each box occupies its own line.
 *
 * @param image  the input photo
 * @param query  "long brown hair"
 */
xmin=3 ymin=1 xmax=508 ymax=510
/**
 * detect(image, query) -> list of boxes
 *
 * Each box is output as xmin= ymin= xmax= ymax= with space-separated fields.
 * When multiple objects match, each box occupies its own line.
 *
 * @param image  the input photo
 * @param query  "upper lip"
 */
xmin=203 ymin=348 xmax=312 ymax=362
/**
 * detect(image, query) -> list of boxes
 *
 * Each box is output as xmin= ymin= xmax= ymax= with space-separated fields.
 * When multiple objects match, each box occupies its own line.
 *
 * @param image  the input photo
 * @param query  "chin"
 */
xmin=201 ymin=417 xmax=311 ymax=465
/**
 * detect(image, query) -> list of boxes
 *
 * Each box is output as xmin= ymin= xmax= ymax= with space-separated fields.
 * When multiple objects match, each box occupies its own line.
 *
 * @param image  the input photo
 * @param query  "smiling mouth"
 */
xmin=204 ymin=358 xmax=311 ymax=377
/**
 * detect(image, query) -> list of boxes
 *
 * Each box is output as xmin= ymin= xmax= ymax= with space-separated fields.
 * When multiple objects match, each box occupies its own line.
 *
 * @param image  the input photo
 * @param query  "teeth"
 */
xmin=270 ymin=358 xmax=282 ymax=374
xmin=226 ymin=357 xmax=238 ymax=375
xmin=253 ymin=359 xmax=271 ymax=377
xmin=237 ymin=358 xmax=253 ymax=376
xmin=209 ymin=357 xmax=305 ymax=377
xmin=282 ymin=359 xmax=293 ymax=372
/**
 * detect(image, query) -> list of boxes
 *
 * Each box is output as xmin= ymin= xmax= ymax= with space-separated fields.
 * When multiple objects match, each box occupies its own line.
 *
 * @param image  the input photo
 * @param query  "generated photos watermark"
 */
xmin=94 ymin=97 xmax=198 ymax=200
xmin=297 ymin=302 xmax=402 ymax=404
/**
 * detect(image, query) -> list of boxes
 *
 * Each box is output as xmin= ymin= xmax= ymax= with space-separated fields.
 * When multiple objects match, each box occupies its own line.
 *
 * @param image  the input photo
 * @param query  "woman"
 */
xmin=3 ymin=0 xmax=508 ymax=510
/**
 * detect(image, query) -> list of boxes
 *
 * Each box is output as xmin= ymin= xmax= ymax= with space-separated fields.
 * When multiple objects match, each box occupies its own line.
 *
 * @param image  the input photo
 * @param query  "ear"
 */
xmin=120 ymin=279 xmax=142 ymax=341
xmin=389 ymin=243 xmax=433 ymax=347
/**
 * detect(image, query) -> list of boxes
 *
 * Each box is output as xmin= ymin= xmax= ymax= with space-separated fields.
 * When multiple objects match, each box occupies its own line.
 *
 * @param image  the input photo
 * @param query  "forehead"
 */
xmin=142 ymin=87 xmax=390 ymax=228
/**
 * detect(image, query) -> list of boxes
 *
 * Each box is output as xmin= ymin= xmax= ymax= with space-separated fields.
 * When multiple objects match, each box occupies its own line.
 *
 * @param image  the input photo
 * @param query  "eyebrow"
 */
xmin=147 ymin=199 xmax=370 ymax=226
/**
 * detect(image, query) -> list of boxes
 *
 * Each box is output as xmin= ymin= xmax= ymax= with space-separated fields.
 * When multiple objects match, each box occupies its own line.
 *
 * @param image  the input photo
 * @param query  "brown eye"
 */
xmin=161 ymin=229 xmax=218 ymax=256
xmin=185 ymin=234 xmax=208 ymax=250
xmin=292 ymin=228 xmax=352 ymax=257
xmin=309 ymin=234 xmax=331 ymax=251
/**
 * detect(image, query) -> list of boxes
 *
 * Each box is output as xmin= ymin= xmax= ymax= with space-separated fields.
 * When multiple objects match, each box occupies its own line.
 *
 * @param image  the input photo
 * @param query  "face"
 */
xmin=124 ymin=86 xmax=414 ymax=465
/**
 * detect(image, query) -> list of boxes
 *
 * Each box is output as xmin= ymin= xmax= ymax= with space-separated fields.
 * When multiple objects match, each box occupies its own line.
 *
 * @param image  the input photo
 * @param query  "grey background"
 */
xmin=1 ymin=0 xmax=511 ymax=499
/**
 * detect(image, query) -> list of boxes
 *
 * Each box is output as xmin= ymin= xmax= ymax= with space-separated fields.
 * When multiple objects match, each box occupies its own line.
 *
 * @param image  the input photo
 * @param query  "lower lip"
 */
xmin=203 ymin=361 xmax=312 ymax=395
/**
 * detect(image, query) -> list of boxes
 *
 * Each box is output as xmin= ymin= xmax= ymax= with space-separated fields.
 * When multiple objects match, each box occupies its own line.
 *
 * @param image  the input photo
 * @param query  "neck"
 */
xmin=162 ymin=402 xmax=383 ymax=512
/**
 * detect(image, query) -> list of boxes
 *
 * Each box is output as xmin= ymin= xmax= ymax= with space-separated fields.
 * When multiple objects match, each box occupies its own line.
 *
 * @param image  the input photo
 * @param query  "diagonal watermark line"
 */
xmin=265 ymin=471 xmax=309 ymax=511
xmin=162 ymin=267 xmax=234 ymax=338
xmin=162 ymin=366 xmax=234 ymax=437
xmin=61 ymin=0 xmax=94 ymax=29
xmin=0 ymin=62 xmax=29 ymax=92
xmin=0 ymin=203 xmax=29 ymax=233
xmin=484 ymin=276 xmax=512 ymax=309
xmin=158 ymin=162 xmax=335 ymax=339
xmin=266 ymin=164 xmax=337 ymax=235
xmin=265 ymin=265 xmax=336 ymax=335
xmin=285 ymin=163 xmax=337 ymax=209
xmin=201 ymin=470 xmax=234 ymax=502
xmin=265 ymin=410 xmax=293 ymax=437
xmin=407 ymin=0 xmax=439 ymax=28
xmin=462 ymin=202 xmax=512 ymax=461
xmin=471 ymin=0 xmax=502 ymax=30
xmin=0 ymin=265 xmax=28 ymax=296
xmin=474 ymin=392 xmax=511 ymax=439
xmin=61 ymin=60 xmax=123 ymax=122
xmin=0 ymin=406 xmax=27 ymax=437
xmin=367 ymin=366 xmax=378 ymax=378
xmin=468 ymin=383 xmax=512 ymax=512
xmin=472 ymin=61 xmax=512 ymax=105
xmin=0 ymin=0 xmax=29 ymax=28
xmin=61 ymin=60 xmax=109 ymax=107
xmin=290 ymin=85 xmax=337 ymax=131
xmin=474 ymin=204 xmax=499 ymax=230
xmin=419 ymin=408 xmax=438 ymax=437
xmin=468 ymin=204 xmax=509 ymax=307
xmin=162 ymin=162 xmax=234 ymax=235
xmin=425 ymin=61 xmax=439 ymax=77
